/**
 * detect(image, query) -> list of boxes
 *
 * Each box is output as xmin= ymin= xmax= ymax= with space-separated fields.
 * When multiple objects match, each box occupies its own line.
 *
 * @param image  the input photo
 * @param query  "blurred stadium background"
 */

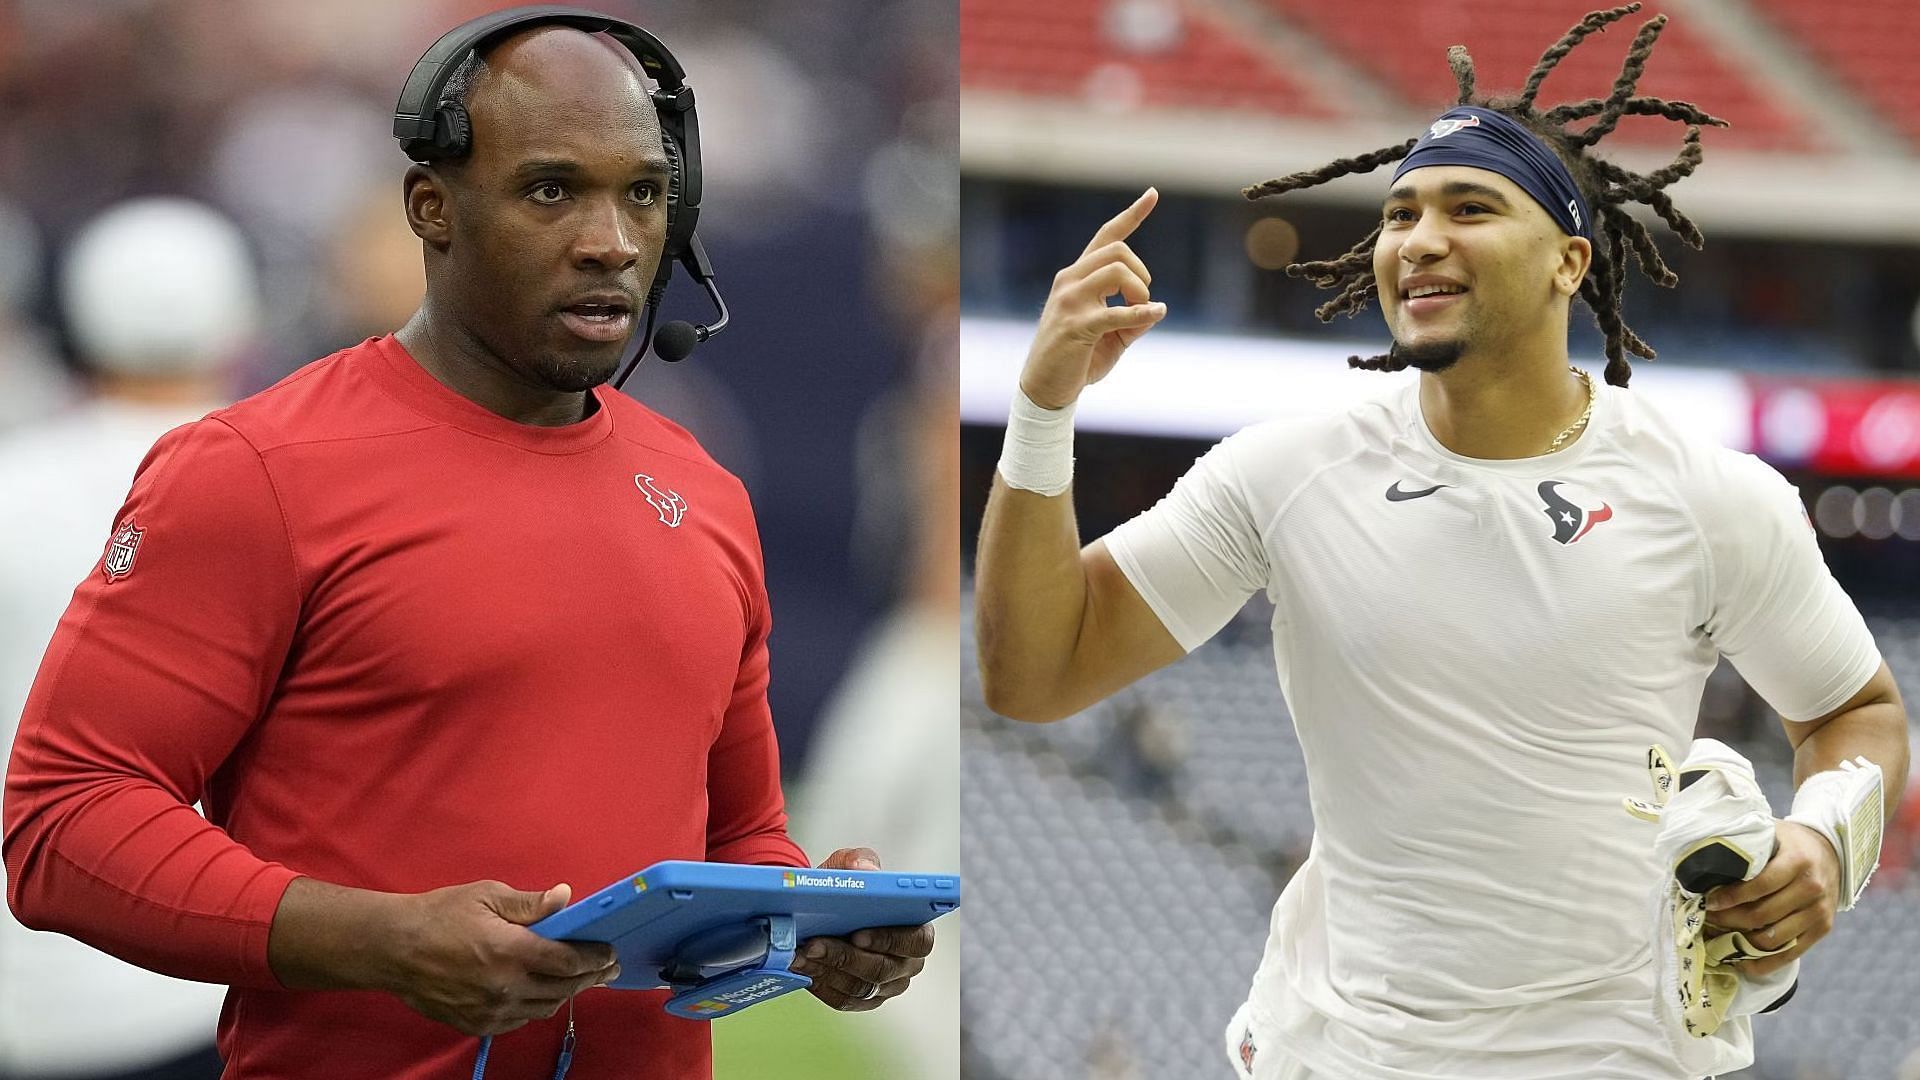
xmin=0 ymin=1 xmax=954 ymax=1078
xmin=960 ymin=0 xmax=1920 ymax=1077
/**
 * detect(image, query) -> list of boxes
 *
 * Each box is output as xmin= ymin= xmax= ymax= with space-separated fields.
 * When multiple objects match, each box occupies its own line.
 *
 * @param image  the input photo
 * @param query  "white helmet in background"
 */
xmin=59 ymin=197 xmax=259 ymax=378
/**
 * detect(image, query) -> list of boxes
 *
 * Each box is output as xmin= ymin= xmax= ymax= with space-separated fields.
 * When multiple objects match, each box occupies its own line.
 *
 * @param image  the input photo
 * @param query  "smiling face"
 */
xmin=1374 ymin=165 xmax=1590 ymax=373
xmin=410 ymin=27 xmax=671 ymax=393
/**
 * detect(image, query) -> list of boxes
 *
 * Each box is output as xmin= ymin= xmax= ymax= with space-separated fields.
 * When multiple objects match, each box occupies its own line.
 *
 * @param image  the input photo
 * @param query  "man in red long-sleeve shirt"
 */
xmin=2 ymin=21 xmax=933 ymax=1079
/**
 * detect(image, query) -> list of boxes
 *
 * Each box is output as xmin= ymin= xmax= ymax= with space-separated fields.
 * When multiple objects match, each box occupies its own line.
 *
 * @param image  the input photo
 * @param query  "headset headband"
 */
xmin=393 ymin=6 xmax=687 ymax=152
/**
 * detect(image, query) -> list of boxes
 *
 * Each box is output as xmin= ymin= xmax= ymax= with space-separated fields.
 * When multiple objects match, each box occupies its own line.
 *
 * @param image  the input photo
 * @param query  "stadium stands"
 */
xmin=961 ymin=0 xmax=1826 ymax=152
xmin=1254 ymin=0 xmax=1817 ymax=152
xmin=960 ymin=0 xmax=1336 ymax=119
xmin=960 ymin=0 xmax=1920 ymax=378
xmin=1749 ymin=0 xmax=1920 ymax=150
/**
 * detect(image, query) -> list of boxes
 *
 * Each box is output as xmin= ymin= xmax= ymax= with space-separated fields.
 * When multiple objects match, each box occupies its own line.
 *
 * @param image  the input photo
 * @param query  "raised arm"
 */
xmin=974 ymin=189 xmax=1183 ymax=723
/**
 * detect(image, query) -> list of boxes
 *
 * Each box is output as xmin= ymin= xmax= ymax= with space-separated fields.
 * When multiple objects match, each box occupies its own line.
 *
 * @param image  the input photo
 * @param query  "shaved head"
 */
xmin=453 ymin=27 xmax=658 ymax=176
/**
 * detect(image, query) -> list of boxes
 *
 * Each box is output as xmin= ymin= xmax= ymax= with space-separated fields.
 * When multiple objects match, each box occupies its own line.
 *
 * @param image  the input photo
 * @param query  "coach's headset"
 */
xmin=392 ymin=5 xmax=728 ymax=390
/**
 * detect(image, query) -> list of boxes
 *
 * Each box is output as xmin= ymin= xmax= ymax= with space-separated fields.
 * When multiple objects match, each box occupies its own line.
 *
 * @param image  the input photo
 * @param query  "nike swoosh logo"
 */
xmin=1385 ymin=481 xmax=1448 ymax=502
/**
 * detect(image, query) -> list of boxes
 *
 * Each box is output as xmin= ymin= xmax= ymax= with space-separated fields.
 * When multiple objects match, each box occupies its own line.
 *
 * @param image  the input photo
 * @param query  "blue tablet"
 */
xmin=529 ymin=861 xmax=961 ymax=1019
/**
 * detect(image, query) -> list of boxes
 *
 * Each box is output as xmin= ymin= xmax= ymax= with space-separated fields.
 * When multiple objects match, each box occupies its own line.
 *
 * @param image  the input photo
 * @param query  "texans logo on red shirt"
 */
xmin=1538 ymin=480 xmax=1612 ymax=545
xmin=635 ymin=473 xmax=688 ymax=528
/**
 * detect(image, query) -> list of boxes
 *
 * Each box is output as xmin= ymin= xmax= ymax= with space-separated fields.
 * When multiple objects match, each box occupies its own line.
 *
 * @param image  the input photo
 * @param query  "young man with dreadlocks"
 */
xmin=974 ymin=5 xmax=1906 ymax=1078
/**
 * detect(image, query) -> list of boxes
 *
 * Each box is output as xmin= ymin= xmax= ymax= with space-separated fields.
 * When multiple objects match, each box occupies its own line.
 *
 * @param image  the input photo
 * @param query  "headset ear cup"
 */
xmin=652 ymin=131 xmax=685 ymax=291
xmin=664 ymin=132 xmax=687 ymax=251
xmin=434 ymin=103 xmax=472 ymax=159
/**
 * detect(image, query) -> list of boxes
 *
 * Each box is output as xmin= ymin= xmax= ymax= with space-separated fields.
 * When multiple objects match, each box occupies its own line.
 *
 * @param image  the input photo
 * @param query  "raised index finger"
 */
xmin=1081 ymin=187 xmax=1158 ymax=258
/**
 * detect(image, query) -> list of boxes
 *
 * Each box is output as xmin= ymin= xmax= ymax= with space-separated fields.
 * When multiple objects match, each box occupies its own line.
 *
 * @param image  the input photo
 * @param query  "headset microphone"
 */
xmin=653 ymin=321 xmax=700 ymax=364
xmin=654 ymin=233 xmax=728 ymax=362
xmin=615 ymin=234 xmax=727 ymax=388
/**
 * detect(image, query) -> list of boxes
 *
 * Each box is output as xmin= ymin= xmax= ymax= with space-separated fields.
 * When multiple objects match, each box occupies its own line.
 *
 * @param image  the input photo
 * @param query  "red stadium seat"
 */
xmin=1255 ymin=0 xmax=1820 ymax=151
xmin=961 ymin=0 xmax=1340 ymax=119
xmin=1749 ymin=0 xmax=1920 ymax=150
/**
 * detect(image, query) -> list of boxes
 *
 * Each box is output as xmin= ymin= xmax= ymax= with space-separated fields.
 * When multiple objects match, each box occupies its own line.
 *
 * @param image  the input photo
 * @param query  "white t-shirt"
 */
xmin=1104 ymin=377 xmax=1881 ymax=1080
xmin=0 ymin=396 xmax=231 ymax=1074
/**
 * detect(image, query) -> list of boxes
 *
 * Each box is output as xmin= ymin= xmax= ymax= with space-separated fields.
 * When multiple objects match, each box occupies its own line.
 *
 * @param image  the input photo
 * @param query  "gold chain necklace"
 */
xmin=1546 ymin=366 xmax=1595 ymax=454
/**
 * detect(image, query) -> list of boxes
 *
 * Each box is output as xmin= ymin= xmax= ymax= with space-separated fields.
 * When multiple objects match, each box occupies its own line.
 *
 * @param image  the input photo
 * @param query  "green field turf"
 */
xmin=711 ymin=991 xmax=903 ymax=1079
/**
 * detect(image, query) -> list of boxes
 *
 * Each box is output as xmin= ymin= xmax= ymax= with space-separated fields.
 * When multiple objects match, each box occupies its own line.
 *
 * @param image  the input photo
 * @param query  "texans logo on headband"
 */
xmin=1392 ymin=105 xmax=1592 ymax=241
xmin=1428 ymin=114 xmax=1482 ymax=140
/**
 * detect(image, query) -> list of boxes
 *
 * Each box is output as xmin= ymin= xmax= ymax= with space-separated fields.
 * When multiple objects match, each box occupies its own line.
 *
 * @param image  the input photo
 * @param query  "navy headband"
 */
xmin=1390 ymin=106 xmax=1592 ymax=242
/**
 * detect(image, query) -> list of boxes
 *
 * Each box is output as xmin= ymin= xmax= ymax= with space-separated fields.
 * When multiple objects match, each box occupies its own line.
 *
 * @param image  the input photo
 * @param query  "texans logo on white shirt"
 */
xmin=1538 ymin=480 xmax=1612 ymax=545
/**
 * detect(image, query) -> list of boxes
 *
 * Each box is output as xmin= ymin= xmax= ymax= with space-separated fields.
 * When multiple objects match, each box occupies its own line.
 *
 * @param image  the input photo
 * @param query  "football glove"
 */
xmin=1622 ymin=740 xmax=1798 ymax=1045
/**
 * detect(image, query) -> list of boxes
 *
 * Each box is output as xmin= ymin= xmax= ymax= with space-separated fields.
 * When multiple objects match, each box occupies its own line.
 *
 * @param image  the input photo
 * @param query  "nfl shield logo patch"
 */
xmin=104 ymin=521 xmax=144 ymax=582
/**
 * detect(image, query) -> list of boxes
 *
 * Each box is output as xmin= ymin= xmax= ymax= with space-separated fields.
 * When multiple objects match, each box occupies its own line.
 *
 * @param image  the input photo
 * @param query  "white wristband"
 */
xmin=1785 ymin=755 xmax=1884 ymax=911
xmin=998 ymin=387 xmax=1076 ymax=496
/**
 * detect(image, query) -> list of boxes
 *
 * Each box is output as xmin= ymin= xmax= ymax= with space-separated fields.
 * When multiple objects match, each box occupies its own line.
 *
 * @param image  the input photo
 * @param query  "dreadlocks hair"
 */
xmin=1242 ymin=3 xmax=1726 ymax=387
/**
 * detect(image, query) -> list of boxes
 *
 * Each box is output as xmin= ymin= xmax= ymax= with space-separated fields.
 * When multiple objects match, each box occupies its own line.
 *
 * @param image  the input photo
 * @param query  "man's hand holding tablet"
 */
xmin=790 ymin=846 xmax=937 ymax=1012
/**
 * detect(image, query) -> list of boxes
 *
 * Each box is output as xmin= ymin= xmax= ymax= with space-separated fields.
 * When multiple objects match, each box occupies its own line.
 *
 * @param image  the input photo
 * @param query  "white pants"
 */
xmin=1224 ymin=1001 xmax=1318 ymax=1080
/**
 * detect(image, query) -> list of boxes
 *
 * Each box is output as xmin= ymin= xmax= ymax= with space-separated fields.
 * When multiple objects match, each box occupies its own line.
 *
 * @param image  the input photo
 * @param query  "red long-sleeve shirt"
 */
xmin=3 ymin=334 xmax=808 ymax=1078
